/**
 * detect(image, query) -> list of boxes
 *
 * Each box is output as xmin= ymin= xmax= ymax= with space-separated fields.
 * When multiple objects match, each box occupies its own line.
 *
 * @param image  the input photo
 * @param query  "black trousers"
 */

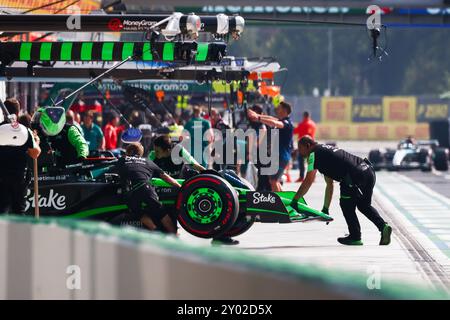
xmin=339 ymin=165 xmax=386 ymax=240
xmin=0 ymin=174 xmax=28 ymax=214
xmin=110 ymin=184 xmax=166 ymax=227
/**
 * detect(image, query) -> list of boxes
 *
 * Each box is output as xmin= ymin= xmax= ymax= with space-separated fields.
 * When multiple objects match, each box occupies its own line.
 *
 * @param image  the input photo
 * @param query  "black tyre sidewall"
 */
xmin=368 ymin=150 xmax=382 ymax=164
xmin=223 ymin=215 xmax=255 ymax=237
xmin=176 ymin=174 xmax=239 ymax=238
xmin=434 ymin=149 xmax=449 ymax=171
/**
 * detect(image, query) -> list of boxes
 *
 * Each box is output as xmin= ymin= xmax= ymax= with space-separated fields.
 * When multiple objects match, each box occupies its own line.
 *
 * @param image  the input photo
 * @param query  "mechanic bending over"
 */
xmin=111 ymin=142 xmax=182 ymax=233
xmin=32 ymin=107 xmax=88 ymax=168
xmin=291 ymin=135 xmax=392 ymax=246
xmin=149 ymin=134 xmax=205 ymax=178
xmin=148 ymin=135 xmax=240 ymax=245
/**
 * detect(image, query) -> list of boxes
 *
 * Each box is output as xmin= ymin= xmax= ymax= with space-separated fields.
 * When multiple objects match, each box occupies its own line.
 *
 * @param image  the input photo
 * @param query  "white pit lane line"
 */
xmin=374 ymin=171 xmax=450 ymax=290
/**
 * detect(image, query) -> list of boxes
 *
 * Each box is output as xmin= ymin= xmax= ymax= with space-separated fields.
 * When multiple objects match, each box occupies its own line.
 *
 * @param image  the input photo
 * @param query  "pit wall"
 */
xmin=0 ymin=216 xmax=446 ymax=300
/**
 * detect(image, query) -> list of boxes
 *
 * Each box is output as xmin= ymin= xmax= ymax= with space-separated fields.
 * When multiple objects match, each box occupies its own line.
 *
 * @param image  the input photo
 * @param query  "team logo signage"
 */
xmin=107 ymin=18 xmax=157 ymax=32
xmin=25 ymin=188 xmax=66 ymax=211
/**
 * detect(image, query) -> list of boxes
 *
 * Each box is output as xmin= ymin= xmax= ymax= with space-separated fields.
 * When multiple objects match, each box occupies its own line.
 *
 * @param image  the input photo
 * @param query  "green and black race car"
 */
xmin=24 ymin=158 xmax=333 ymax=239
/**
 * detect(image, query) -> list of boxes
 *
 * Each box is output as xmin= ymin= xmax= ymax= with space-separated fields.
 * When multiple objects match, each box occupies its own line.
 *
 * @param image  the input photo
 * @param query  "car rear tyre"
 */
xmin=176 ymin=174 xmax=239 ymax=238
xmin=368 ymin=150 xmax=383 ymax=164
xmin=220 ymin=170 xmax=256 ymax=238
xmin=434 ymin=148 xmax=449 ymax=171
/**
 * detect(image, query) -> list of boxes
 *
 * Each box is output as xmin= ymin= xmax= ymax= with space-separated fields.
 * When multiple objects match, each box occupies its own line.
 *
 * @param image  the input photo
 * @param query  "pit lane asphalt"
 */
xmin=178 ymin=141 xmax=450 ymax=292
xmin=179 ymin=169 xmax=439 ymax=291
xmin=397 ymin=170 xmax=450 ymax=199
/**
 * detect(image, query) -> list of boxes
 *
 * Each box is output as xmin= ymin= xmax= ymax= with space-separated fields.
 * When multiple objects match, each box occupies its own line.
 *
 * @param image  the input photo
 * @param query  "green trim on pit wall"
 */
xmin=0 ymin=214 xmax=447 ymax=300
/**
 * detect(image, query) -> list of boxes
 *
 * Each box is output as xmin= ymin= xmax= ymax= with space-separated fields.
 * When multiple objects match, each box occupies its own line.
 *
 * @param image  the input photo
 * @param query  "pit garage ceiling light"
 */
xmin=234 ymin=15 xmax=245 ymax=35
xmin=162 ymin=12 xmax=202 ymax=40
xmin=216 ymin=14 xmax=245 ymax=38
xmin=161 ymin=12 xmax=183 ymax=38
xmin=216 ymin=13 xmax=229 ymax=34
xmin=185 ymin=13 xmax=201 ymax=39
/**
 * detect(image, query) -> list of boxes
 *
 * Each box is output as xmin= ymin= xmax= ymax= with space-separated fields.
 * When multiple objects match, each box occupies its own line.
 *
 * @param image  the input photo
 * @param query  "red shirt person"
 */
xmin=103 ymin=113 xmax=124 ymax=150
xmin=293 ymin=111 xmax=316 ymax=182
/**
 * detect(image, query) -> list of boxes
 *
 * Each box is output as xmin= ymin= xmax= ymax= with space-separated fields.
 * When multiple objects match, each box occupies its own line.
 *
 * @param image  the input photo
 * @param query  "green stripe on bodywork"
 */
xmin=161 ymin=200 xmax=176 ymax=205
xmin=40 ymin=42 xmax=52 ymax=61
xmin=102 ymin=42 xmax=114 ymax=61
xmin=150 ymin=178 xmax=184 ymax=187
xmin=20 ymin=43 xmax=32 ymax=61
xmin=163 ymin=42 xmax=174 ymax=61
xmin=61 ymin=42 xmax=73 ymax=60
xmin=81 ymin=42 xmax=93 ymax=60
xmin=64 ymin=205 xmax=127 ymax=219
xmin=142 ymin=43 xmax=153 ymax=61
xmin=65 ymin=201 xmax=177 ymax=220
xmin=195 ymin=43 xmax=209 ymax=61
xmin=247 ymin=208 xmax=288 ymax=216
xmin=122 ymin=42 xmax=134 ymax=60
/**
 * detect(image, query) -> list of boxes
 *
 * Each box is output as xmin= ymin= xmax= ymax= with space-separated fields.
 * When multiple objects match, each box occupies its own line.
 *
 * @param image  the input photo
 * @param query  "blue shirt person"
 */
xmin=81 ymin=110 xmax=105 ymax=152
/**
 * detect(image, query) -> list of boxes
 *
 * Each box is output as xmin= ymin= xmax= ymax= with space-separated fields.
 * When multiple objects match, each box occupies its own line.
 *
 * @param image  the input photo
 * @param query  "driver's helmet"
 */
xmin=31 ymin=107 xmax=66 ymax=136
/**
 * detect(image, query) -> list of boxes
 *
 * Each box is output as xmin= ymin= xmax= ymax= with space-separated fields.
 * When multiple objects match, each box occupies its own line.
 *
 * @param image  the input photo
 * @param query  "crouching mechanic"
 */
xmin=111 ymin=142 xmax=182 ymax=233
xmin=149 ymin=134 xmax=205 ymax=178
xmin=291 ymin=135 xmax=392 ymax=245
xmin=32 ymin=107 xmax=88 ymax=168
xmin=149 ymin=135 xmax=240 ymax=245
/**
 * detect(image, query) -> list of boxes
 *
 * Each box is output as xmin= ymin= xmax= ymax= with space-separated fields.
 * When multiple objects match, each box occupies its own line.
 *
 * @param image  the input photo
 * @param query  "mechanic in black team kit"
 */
xmin=149 ymin=135 xmax=240 ymax=245
xmin=291 ymin=135 xmax=392 ymax=246
xmin=111 ymin=142 xmax=182 ymax=234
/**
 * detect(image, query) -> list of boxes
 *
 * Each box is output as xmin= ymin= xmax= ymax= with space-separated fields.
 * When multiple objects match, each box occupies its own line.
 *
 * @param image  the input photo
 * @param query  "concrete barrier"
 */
xmin=0 ymin=216 xmax=447 ymax=300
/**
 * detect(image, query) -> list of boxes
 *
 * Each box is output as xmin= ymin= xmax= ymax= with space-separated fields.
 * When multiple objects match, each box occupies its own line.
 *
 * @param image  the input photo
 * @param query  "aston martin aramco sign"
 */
xmin=176 ymin=5 xmax=450 ymax=15
xmin=184 ymin=6 xmax=352 ymax=14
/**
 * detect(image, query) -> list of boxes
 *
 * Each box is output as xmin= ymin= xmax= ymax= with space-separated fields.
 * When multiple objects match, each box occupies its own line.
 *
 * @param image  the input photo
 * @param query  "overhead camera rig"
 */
xmin=0 ymin=41 xmax=228 ymax=75
xmin=0 ymin=12 xmax=245 ymax=76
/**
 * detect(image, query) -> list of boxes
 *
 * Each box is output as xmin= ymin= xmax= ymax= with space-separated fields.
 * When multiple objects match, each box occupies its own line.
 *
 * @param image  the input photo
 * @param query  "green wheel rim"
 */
xmin=186 ymin=188 xmax=223 ymax=224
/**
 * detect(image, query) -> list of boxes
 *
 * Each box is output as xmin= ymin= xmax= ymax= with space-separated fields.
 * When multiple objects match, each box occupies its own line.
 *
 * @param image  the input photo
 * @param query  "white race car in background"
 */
xmin=368 ymin=139 xmax=449 ymax=172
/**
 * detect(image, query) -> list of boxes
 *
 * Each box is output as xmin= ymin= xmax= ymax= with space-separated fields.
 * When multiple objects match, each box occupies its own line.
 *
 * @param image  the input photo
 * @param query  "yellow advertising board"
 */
xmin=321 ymin=97 xmax=352 ymax=122
xmin=383 ymin=96 xmax=417 ymax=123
xmin=316 ymin=122 xmax=429 ymax=141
